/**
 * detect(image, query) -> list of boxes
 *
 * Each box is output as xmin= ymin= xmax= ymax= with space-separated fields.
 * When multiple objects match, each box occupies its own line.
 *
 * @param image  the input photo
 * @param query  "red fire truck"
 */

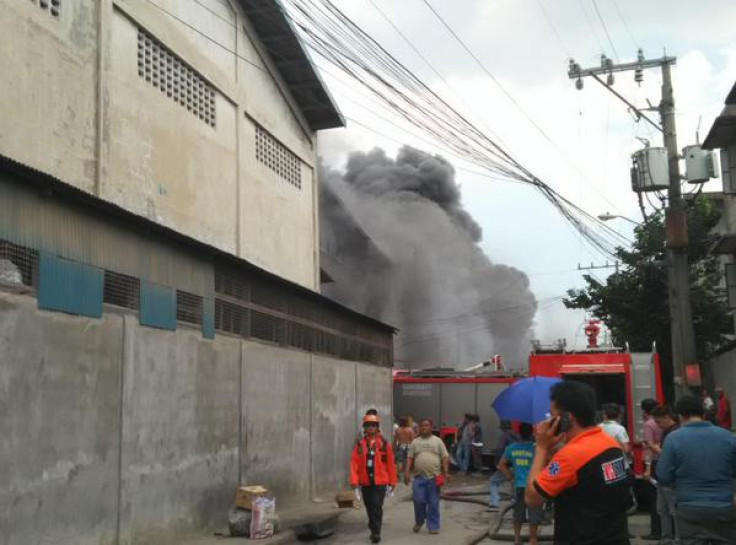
xmin=394 ymin=329 xmax=664 ymax=476
xmin=529 ymin=343 xmax=664 ymax=476
xmin=393 ymin=368 xmax=516 ymax=456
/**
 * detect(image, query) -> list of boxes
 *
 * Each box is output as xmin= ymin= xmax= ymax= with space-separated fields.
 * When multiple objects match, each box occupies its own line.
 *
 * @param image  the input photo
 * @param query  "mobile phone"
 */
xmin=558 ymin=412 xmax=572 ymax=433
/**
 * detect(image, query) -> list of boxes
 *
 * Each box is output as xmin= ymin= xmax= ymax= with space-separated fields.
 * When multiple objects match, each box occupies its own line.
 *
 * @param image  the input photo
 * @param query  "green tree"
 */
xmin=564 ymin=197 xmax=732 ymax=399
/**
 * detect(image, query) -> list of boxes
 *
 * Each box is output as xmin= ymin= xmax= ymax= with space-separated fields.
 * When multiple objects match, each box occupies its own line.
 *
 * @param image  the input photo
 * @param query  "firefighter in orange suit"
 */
xmin=350 ymin=414 xmax=398 ymax=543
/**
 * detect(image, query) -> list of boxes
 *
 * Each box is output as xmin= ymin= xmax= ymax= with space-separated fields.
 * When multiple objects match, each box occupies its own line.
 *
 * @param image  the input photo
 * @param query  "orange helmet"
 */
xmin=363 ymin=414 xmax=380 ymax=425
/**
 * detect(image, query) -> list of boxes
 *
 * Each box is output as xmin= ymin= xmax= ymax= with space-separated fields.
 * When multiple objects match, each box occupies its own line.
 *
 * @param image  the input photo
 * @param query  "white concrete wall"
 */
xmin=0 ymin=0 xmax=321 ymax=290
xmin=0 ymin=290 xmax=392 ymax=544
xmin=0 ymin=2 xmax=99 ymax=193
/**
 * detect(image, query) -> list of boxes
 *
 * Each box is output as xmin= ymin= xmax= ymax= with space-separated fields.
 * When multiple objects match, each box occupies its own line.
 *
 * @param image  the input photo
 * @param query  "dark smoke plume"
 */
xmin=320 ymin=146 xmax=537 ymax=368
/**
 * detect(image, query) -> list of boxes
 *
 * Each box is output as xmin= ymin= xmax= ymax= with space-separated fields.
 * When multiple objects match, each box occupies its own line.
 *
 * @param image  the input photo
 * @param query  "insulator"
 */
xmin=576 ymin=77 xmax=584 ymax=90
xmin=634 ymin=68 xmax=643 ymax=85
xmin=607 ymin=73 xmax=615 ymax=86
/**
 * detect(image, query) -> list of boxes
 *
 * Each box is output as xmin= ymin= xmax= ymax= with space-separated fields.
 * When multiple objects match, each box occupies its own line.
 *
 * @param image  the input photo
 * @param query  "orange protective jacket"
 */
xmin=350 ymin=435 xmax=398 ymax=487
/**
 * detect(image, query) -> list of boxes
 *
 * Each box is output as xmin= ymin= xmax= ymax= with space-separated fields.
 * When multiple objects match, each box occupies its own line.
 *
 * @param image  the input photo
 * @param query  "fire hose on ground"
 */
xmin=441 ymin=489 xmax=554 ymax=543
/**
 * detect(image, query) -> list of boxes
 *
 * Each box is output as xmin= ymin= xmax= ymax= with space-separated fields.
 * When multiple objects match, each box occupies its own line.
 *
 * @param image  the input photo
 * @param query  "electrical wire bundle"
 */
xmin=280 ymin=0 xmax=630 ymax=258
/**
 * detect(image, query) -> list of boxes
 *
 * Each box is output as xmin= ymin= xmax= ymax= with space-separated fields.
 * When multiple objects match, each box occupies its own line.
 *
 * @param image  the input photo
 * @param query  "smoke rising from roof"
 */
xmin=320 ymin=146 xmax=537 ymax=368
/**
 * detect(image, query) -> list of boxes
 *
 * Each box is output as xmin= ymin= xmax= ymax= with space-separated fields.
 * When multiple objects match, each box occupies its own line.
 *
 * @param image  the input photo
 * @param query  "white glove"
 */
xmin=354 ymin=487 xmax=362 ymax=502
xmin=386 ymin=486 xmax=394 ymax=498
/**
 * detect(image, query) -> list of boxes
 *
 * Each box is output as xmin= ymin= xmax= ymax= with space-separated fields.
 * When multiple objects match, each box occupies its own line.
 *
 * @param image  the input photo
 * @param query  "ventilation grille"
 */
xmin=31 ymin=0 xmax=61 ymax=18
xmin=255 ymin=125 xmax=302 ymax=188
xmin=103 ymin=270 xmax=140 ymax=309
xmin=214 ymin=266 xmax=392 ymax=366
xmin=177 ymin=290 xmax=204 ymax=325
xmin=137 ymin=29 xmax=216 ymax=128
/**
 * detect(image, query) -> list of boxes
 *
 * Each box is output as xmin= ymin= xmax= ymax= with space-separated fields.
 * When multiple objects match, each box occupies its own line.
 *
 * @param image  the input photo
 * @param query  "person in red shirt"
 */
xmin=350 ymin=414 xmax=398 ymax=543
xmin=715 ymin=387 xmax=732 ymax=430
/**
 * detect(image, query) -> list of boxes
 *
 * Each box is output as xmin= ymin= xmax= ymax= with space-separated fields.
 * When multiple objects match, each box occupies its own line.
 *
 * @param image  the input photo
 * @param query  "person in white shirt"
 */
xmin=598 ymin=403 xmax=630 ymax=457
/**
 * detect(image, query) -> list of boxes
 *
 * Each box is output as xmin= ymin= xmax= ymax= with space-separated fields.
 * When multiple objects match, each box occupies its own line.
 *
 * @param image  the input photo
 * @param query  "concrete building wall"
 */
xmin=241 ymin=342 xmax=313 ymax=506
xmin=311 ymin=355 xmax=358 ymax=497
xmin=0 ymin=1 xmax=99 ymax=193
xmin=118 ymin=319 xmax=241 ymax=545
xmin=0 ymin=290 xmax=391 ymax=544
xmin=0 ymin=0 xmax=321 ymax=290
xmin=0 ymin=293 xmax=122 ymax=545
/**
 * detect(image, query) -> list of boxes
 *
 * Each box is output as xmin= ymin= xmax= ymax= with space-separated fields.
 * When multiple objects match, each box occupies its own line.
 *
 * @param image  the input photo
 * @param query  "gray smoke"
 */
xmin=320 ymin=146 xmax=537 ymax=368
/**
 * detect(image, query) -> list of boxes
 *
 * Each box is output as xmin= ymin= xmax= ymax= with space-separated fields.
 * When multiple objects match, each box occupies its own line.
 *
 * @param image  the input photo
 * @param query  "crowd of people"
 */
xmin=494 ymin=384 xmax=735 ymax=545
xmin=349 ymin=384 xmax=735 ymax=544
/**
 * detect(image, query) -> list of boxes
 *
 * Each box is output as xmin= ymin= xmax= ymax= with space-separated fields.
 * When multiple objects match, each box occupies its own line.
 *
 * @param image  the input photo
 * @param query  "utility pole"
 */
xmin=568 ymin=51 xmax=697 ymax=396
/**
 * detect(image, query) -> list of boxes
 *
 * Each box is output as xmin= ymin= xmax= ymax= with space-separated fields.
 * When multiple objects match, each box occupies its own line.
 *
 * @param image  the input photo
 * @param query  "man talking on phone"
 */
xmin=525 ymin=380 xmax=630 ymax=545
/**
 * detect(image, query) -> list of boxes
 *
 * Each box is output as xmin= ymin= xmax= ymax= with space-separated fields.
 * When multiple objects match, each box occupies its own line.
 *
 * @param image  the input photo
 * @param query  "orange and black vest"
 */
xmin=350 ymin=435 xmax=398 ymax=487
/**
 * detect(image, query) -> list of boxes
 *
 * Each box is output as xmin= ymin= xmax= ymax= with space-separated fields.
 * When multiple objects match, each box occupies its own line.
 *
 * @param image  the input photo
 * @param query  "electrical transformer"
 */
xmin=631 ymin=147 xmax=669 ymax=192
xmin=683 ymin=144 xmax=718 ymax=184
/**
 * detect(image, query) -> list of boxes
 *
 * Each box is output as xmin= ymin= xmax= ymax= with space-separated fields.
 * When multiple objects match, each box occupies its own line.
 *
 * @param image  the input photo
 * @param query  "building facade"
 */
xmin=0 ymin=1 xmax=394 ymax=544
xmin=1 ymin=0 xmax=343 ymax=290
xmin=701 ymin=81 xmax=736 ymax=413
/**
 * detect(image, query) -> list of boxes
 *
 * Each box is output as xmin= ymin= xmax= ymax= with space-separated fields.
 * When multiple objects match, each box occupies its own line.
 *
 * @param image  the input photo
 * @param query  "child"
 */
xmin=498 ymin=423 xmax=542 ymax=545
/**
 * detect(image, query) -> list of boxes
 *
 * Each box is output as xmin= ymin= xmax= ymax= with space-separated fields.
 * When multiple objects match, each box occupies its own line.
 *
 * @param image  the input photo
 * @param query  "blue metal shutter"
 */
xmin=140 ymin=281 xmax=176 ymax=330
xmin=38 ymin=254 xmax=104 ymax=318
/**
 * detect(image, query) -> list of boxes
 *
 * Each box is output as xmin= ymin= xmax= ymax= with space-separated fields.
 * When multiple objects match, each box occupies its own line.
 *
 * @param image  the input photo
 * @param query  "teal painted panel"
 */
xmin=38 ymin=254 xmax=103 ymax=318
xmin=140 ymin=281 xmax=176 ymax=330
xmin=202 ymin=297 xmax=215 ymax=339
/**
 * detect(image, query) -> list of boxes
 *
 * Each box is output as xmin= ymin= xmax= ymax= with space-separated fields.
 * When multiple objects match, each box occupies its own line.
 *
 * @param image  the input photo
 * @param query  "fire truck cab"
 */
xmin=528 ymin=343 xmax=664 ymax=476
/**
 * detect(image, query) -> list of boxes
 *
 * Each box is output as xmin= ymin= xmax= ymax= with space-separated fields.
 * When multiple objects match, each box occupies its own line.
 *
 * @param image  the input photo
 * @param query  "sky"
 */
xmin=304 ymin=0 xmax=736 ymax=355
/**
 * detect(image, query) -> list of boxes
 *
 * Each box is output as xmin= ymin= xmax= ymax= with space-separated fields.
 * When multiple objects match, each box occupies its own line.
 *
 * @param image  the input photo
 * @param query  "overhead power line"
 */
xmin=536 ymin=0 xmax=573 ymax=58
xmin=279 ymin=0 xmax=630 ymax=257
xmin=592 ymin=0 xmax=620 ymax=62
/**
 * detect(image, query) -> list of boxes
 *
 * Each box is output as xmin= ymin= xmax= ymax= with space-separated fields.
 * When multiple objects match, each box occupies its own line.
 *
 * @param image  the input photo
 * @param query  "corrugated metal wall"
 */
xmin=0 ymin=173 xmax=392 ymax=364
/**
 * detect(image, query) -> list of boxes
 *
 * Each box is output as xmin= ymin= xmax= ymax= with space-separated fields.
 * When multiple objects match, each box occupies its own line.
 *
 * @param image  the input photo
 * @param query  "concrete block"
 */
xmin=356 ymin=364 xmax=393 ymax=425
xmin=0 ymin=292 xmax=122 ymax=545
xmin=119 ymin=321 xmax=240 ymax=545
xmin=241 ymin=341 xmax=311 ymax=507
xmin=310 ymin=355 xmax=357 ymax=496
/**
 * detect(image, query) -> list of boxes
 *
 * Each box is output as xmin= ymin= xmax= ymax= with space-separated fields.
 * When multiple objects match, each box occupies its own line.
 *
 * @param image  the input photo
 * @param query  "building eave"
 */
xmin=238 ymin=0 xmax=345 ymax=131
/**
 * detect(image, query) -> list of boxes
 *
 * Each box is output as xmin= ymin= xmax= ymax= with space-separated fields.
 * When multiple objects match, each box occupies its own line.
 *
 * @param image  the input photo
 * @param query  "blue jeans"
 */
xmin=657 ymin=486 xmax=678 ymax=545
xmin=489 ymin=470 xmax=505 ymax=507
xmin=412 ymin=476 xmax=441 ymax=531
xmin=456 ymin=441 xmax=471 ymax=472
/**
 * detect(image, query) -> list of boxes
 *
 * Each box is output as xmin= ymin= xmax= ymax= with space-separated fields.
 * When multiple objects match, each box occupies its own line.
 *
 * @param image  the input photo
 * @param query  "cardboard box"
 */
xmin=235 ymin=485 xmax=269 ymax=510
xmin=335 ymin=490 xmax=355 ymax=509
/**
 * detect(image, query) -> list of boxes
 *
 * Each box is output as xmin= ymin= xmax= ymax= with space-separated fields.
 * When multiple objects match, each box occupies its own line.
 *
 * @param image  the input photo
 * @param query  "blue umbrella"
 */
xmin=492 ymin=376 xmax=562 ymax=424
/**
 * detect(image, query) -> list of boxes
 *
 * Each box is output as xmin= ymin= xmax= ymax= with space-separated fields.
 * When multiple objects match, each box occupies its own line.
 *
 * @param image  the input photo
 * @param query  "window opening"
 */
xmin=255 ymin=125 xmax=302 ymax=188
xmin=137 ymin=28 xmax=216 ymax=128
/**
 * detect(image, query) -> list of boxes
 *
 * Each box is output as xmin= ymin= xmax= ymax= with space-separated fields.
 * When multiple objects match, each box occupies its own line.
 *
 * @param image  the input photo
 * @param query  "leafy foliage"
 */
xmin=564 ymin=198 xmax=732 ymax=395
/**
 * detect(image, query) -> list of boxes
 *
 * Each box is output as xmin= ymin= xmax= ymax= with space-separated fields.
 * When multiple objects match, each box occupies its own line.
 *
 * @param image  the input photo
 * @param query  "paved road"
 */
xmin=318 ymin=477 xmax=656 ymax=544
xmin=315 ymin=483 xmax=492 ymax=544
xmin=181 ymin=474 xmax=659 ymax=544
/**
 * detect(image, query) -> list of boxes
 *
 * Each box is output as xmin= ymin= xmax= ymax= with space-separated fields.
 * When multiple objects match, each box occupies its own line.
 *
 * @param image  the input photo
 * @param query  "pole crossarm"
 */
xmin=568 ymin=56 xmax=676 ymax=78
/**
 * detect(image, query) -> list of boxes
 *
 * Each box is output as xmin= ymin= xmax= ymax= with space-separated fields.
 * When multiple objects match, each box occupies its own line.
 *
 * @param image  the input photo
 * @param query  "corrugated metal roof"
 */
xmin=240 ymin=0 xmax=344 ymax=131
xmin=703 ymin=81 xmax=736 ymax=149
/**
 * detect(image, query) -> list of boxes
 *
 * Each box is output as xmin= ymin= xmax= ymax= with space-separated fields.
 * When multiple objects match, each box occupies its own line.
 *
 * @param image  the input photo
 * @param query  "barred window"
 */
xmin=176 ymin=290 xmax=204 ymax=325
xmin=137 ymin=28 xmax=216 ymax=128
xmin=255 ymin=125 xmax=302 ymax=189
xmin=31 ymin=0 xmax=61 ymax=18
xmin=103 ymin=270 xmax=140 ymax=310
